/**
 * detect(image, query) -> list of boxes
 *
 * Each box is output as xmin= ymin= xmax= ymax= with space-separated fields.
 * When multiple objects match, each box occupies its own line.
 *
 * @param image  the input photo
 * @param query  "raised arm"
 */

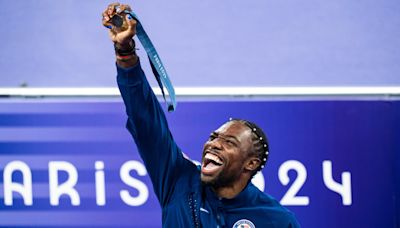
xmin=102 ymin=3 xmax=138 ymax=68
xmin=102 ymin=3 xmax=188 ymax=206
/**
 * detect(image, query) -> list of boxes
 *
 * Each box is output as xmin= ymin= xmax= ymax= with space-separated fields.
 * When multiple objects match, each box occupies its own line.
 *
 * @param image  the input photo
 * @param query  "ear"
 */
xmin=244 ymin=156 xmax=261 ymax=172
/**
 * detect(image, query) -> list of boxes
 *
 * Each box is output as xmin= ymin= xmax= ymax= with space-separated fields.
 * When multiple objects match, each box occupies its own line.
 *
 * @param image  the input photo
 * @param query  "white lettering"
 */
xmin=279 ymin=160 xmax=309 ymax=206
xmin=48 ymin=161 xmax=80 ymax=206
xmin=120 ymin=160 xmax=149 ymax=206
xmin=95 ymin=161 xmax=106 ymax=206
xmin=322 ymin=160 xmax=352 ymax=205
xmin=3 ymin=161 xmax=33 ymax=206
xmin=153 ymin=54 xmax=167 ymax=78
xmin=0 ymin=159 xmax=353 ymax=207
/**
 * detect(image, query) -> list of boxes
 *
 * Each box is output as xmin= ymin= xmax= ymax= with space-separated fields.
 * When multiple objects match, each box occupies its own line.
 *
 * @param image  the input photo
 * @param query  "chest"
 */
xmin=164 ymin=191 xmax=274 ymax=228
xmin=199 ymin=198 xmax=275 ymax=228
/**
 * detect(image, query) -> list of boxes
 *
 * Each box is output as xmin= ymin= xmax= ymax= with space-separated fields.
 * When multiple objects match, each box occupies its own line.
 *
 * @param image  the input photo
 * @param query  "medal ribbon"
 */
xmin=124 ymin=11 xmax=177 ymax=112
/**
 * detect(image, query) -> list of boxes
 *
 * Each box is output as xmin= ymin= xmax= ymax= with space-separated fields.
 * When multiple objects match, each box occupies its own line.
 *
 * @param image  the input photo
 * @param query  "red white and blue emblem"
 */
xmin=232 ymin=219 xmax=256 ymax=228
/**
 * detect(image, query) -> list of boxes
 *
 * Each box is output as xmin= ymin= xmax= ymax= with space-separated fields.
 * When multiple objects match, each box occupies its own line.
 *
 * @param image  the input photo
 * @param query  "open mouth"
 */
xmin=201 ymin=152 xmax=224 ymax=175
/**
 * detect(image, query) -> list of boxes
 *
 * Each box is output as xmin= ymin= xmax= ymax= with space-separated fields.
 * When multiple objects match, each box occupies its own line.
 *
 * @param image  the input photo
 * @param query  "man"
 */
xmin=102 ymin=3 xmax=300 ymax=227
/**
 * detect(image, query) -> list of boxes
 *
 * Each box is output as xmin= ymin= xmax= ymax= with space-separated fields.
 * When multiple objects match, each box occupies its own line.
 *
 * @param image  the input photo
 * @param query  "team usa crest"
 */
xmin=232 ymin=219 xmax=256 ymax=228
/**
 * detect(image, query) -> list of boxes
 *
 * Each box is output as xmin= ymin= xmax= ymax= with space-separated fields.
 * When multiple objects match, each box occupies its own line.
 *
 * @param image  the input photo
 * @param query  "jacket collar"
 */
xmin=204 ymin=182 xmax=257 ymax=209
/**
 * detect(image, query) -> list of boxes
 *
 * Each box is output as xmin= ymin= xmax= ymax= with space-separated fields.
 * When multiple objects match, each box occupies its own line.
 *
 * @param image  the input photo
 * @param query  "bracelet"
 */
xmin=114 ymin=39 xmax=136 ymax=56
xmin=116 ymin=54 xmax=136 ymax=62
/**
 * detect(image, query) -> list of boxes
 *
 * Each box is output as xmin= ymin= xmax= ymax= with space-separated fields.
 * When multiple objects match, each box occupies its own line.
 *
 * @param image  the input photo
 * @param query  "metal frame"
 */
xmin=0 ymin=87 xmax=399 ymax=97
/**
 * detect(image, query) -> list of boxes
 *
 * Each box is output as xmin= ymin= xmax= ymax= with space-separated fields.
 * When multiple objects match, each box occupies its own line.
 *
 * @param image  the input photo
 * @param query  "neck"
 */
xmin=212 ymin=178 xmax=249 ymax=199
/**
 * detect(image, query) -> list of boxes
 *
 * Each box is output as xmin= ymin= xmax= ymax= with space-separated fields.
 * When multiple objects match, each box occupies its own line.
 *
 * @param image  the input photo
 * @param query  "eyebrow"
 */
xmin=212 ymin=131 xmax=240 ymax=143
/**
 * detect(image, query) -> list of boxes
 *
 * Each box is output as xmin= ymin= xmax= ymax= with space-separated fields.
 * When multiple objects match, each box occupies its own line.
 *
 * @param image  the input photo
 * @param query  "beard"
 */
xmin=200 ymin=168 xmax=240 ymax=189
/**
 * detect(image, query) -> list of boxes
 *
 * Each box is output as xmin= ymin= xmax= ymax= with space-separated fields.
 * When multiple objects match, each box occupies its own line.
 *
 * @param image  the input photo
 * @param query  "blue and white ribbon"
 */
xmin=126 ymin=10 xmax=177 ymax=112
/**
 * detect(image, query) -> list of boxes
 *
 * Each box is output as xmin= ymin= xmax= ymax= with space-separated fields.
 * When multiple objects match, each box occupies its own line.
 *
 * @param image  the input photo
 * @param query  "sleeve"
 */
xmin=288 ymin=215 xmax=301 ymax=228
xmin=116 ymin=60 xmax=186 ymax=207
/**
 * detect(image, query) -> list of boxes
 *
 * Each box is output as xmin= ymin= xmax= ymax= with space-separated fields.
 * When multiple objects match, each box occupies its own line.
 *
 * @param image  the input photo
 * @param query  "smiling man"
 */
xmin=200 ymin=120 xmax=267 ymax=199
xmin=103 ymin=3 xmax=300 ymax=227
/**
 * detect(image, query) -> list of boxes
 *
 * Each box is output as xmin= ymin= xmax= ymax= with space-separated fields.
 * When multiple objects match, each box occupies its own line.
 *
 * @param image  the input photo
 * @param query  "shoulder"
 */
xmin=248 ymin=185 xmax=300 ymax=226
xmin=174 ymin=156 xmax=201 ymax=187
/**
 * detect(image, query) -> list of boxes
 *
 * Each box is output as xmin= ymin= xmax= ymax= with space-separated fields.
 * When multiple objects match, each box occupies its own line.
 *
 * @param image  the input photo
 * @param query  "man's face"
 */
xmin=200 ymin=121 xmax=254 ymax=187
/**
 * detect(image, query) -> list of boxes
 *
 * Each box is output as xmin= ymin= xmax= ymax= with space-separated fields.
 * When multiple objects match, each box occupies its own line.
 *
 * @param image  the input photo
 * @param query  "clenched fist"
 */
xmin=102 ymin=2 xmax=137 ymax=46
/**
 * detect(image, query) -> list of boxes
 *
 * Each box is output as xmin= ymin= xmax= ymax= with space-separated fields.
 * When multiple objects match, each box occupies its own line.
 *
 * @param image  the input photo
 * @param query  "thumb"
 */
xmin=125 ymin=14 xmax=137 ymax=32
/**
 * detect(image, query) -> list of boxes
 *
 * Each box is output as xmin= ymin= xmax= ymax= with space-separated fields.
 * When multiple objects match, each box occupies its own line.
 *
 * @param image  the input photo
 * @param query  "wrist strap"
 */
xmin=114 ymin=39 xmax=136 ymax=56
xmin=116 ymin=54 xmax=136 ymax=62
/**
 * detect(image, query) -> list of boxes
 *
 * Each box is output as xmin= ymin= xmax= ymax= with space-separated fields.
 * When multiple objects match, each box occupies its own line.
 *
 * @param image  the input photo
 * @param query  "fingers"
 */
xmin=119 ymin=4 xmax=132 ymax=13
xmin=102 ymin=12 xmax=112 ymax=29
xmin=102 ymin=2 xmax=136 ymax=44
xmin=102 ymin=2 xmax=118 ymax=18
xmin=125 ymin=14 xmax=137 ymax=32
xmin=107 ymin=2 xmax=119 ymax=15
xmin=102 ymin=2 xmax=121 ymax=28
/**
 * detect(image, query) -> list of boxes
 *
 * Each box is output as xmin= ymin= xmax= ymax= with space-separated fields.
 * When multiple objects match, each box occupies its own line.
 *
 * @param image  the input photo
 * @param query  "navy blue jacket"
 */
xmin=117 ymin=61 xmax=300 ymax=228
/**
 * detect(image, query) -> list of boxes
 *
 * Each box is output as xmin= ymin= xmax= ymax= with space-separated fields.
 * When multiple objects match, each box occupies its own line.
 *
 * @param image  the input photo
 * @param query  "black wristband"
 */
xmin=114 ymin=39 xmax=136 ymax=56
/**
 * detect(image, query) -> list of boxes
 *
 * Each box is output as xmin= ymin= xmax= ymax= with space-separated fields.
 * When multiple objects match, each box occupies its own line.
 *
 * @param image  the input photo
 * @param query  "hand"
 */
xmin=102 ymin=3 xmax=137 ymax=45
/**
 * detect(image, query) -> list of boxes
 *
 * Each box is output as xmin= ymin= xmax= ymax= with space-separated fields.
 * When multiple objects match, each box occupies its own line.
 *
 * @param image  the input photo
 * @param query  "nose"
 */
xmin=208 ymin=137 xmax=223 ymax=151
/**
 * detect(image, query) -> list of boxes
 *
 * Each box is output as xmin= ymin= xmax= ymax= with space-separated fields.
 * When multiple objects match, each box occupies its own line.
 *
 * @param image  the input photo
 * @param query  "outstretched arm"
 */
xmin=102 ymin=3 xmax=138 ymax=68
xmin=102 ymin=3 xmax=187 ymax=206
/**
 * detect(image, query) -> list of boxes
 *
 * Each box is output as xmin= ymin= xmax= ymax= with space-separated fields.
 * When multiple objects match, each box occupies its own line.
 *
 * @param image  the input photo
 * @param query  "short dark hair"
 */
xmin=229 ymin=118 xmax=270 ymax=176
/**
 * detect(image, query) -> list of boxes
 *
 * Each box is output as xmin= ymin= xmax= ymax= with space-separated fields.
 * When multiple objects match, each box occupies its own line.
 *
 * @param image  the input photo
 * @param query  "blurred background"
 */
xmin=0 ymin=0 xmax=399 ymax=227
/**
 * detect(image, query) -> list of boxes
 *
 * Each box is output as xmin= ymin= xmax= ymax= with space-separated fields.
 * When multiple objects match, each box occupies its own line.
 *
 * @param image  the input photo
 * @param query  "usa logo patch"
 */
xmin=232 ymin=219 xmax=256 ymax=228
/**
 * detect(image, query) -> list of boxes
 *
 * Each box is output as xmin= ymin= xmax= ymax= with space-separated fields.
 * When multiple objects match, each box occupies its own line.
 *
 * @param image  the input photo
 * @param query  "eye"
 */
xmin=208 ymin=133 xmax=217 ymax=140
xmin=225 ymin=139 xmax=237 ymax=147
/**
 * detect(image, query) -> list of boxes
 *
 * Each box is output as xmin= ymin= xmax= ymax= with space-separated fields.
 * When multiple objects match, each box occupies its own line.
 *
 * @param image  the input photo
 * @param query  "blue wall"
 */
xmin=0 ymin=99 xmax=398 ymax=227
xmin=0 ymin=0 xmax=399 ymax=87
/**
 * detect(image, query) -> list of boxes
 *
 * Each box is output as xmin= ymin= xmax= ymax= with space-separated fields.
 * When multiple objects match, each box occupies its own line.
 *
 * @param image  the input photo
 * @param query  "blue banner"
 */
xmin=0 ymin=99 xmax=398 ymax=227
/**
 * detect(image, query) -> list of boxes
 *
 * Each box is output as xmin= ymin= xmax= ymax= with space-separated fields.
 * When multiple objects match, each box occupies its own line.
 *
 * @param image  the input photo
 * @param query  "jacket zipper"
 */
xmin=188 ymin=192 xmax=200 ymax=228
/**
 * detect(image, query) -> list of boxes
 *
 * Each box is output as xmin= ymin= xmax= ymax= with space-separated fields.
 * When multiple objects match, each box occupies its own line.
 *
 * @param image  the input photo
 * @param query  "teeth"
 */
xmin=205 ymin=153 xmax=223 ymax=165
